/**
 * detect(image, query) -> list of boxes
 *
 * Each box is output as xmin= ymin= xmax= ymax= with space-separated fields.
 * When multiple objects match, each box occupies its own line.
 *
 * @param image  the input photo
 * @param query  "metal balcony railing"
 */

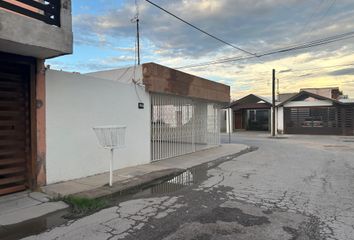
xmin=0 ymin=0 xmax=61 ymax=27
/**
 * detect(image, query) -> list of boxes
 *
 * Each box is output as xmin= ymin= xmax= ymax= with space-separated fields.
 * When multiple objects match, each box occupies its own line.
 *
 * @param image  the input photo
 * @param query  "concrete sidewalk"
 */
xmin=0 ymin=191 xmax=67 ymax=227
xmin=0 ymin=144 xmax=248 ymax=227
xmin=42 ymin=144 xmax=249 ymax=199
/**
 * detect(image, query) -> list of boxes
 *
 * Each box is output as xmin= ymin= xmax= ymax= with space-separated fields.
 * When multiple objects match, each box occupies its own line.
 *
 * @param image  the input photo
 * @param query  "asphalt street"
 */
xmin=22 ymin=132 xmax=354 ymax=240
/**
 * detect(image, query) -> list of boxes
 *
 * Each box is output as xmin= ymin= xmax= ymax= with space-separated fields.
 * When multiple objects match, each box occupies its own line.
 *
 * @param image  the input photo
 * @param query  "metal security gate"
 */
xmin=342 ymin=106 xmax=354 ymax=135
xmin=0 ymin=62 xmax=31 ymax=196
xmin=151 ymin=94 xmax=221 ymax=161
xmin=284 ymin=107 xmax=342 ymax=135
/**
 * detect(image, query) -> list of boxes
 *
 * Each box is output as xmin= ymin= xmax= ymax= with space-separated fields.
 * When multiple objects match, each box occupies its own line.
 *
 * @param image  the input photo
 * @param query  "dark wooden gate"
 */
xmin=0 ymin=62 xmax=31 ymax=196
xmin=234 ymin=110 xmax=243 ymax=129
xmin=342 ymin=106 xmax=354 ymax=136
xmin=284 ymin=106 xmax=344 ymax=135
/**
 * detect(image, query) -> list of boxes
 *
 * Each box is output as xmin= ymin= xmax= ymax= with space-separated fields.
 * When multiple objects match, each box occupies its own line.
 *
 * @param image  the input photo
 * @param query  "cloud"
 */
xmin=279 ymin=69 xmax=292 ymax=73
xmin=49 ymin=0 xmax=354 ymax=99
xmin=72 ymin=0 xmax=354 ymax=58
xmin=329 ymin=68 xmax=354 ymax=76
xmin=298 ymin=73 xmax=313 ymax=77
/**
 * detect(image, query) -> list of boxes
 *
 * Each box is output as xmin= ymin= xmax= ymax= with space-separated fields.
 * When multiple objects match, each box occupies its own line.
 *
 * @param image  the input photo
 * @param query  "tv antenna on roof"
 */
xmin=131 ymin=0 xmax=140 ymax=65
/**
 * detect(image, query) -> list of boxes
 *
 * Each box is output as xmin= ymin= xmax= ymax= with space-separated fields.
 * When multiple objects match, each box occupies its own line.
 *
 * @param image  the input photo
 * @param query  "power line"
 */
xmin=257 ymin=30 xmax=354 ymax=56
xmin=321 ymin=0 xmax=337 ymax=20
xmin=279 ymin=63 xmax=354 ymax=74
xmin=234 ymin=62 xmax=354 ymax=75
xmin=276 ymin=0 xmax=336 ymax=54
xmin=176 ymin=30 xmax=354 ymax=69
xmin=176 ymin=56 xmax=253 ymax=69
xmin=145 ymin=0 xmax=352 ymax=75
xmin=296 ymin=0 xmax=335 ymax=42
xmin=297 ymin=0 xmax=326 ymax=35
xmin=144 ymin=0 xmax=256 ymax=56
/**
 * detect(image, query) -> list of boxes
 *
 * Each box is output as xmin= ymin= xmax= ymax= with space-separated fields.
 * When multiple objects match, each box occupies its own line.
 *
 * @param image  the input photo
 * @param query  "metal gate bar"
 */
xmin=151 ymin=93 xmax=221 ymax=162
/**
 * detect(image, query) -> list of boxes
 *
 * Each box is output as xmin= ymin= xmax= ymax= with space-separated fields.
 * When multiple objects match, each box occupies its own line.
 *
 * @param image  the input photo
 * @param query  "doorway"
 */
xmin=0 ymin=56 xmax=35 ymax=196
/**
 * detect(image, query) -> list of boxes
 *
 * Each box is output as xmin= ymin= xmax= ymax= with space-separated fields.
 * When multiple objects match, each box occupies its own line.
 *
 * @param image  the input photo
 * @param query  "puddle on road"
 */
xmin=109 ymin=147 xmax=255 ymax=202
xmin=114 ymin=164 xmax=210 ymax=201
xmin=0 ymin=147 xmax=255 ymax=240
xmin=0 ymin=166 xmax=209 ymax=240
xmin=0 ymin=208 xmax=69 ymax=240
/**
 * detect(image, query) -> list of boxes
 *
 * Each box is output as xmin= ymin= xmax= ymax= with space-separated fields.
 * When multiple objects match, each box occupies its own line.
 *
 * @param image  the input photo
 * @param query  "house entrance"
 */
xmin=0 ymin=60 xmax=32 ymax=196
xmin=246 ymin=109 xmax=270 ymax=131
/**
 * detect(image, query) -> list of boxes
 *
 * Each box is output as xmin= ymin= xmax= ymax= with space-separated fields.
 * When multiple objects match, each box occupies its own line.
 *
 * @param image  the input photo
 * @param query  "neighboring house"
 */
xmin=299 ymin=87 xmax=342 ymax=100
xmin=45 ymin=63 xmax=230 ymax=184
xmin=0 ymin=1 xmax=73 ymax=195
xmin=225 ymin=94 xmax=274 ymax=132
xmin=277 ymin=90 xmax=354 ymax=135
xmin=225 ymin=88 xmax=354 ymax=136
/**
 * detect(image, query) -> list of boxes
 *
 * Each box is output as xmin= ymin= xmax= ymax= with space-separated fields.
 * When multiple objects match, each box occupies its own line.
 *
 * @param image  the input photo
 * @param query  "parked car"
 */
xmin=301 ymin=117 xmax=323 ymax=127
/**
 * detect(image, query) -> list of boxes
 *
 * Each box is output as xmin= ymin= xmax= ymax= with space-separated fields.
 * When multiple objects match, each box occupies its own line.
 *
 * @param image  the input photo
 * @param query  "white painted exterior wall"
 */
xmin=85 ymin=66 xmax=143 ymax=84
xmin=225 ymin=108 xmax=234 ymax=133
xmin=284 ymin=100 xmax=333 ymax=107
xmin=46 ymin=70 xmax=151 ymax=184
xmin=276 ymin=107 xmax=284 ymax=134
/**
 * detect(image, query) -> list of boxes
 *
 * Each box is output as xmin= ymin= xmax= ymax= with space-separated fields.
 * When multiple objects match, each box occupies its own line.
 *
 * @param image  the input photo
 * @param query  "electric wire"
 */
xmin=144 ymin=0 xmax=346 ymax=73
xmin=176 ymin=30 xmax=354 ymax=69
xmin=305 ymin=0 xmax=337 ymax=40
xmin=279 ymin=63 xmax=354 ymax=74
xmin=297 ymin=0 xmax=326 ymax=36
xmin=144 ymin=0 xmax=256 ymax=56
xmin=142 ymin=1 xmax=351 ymax=96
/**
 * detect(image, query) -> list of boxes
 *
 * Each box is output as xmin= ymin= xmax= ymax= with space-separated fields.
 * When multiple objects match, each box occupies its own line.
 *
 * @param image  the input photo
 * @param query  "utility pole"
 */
xmin=136 ymin=18 xmax=140 ymax=65
xmin=272 ymin=69 xmax=276 ymax=137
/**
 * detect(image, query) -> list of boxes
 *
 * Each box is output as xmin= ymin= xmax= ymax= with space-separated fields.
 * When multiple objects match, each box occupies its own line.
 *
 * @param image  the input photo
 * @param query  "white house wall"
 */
xmin=284 ymin=100 xmax=333 ymax=107
xmin=46 ymin=70 xmax=151 ymax=184
xmin=225 ymin=108 xmax=234 ymax=133
xmin=276 ymin=107 xmax=284 ymax=133
xmin=85 ymin=66 xmax=143 ymax=84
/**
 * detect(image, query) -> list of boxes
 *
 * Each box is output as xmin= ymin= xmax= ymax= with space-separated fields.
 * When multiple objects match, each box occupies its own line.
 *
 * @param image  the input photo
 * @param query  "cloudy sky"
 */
xmin=48 ymin=0 xmax=354 ymax=99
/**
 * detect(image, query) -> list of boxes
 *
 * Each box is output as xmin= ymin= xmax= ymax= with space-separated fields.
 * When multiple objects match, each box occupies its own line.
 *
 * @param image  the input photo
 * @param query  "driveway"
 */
xmin=19 ymin=133 xmax=354 ymax=240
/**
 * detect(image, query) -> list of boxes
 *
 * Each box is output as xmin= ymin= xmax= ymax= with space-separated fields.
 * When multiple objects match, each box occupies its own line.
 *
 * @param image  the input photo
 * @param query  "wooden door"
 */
xmin=234 ymin=110 xmax=243 ymax=129
xmin=0 ymin=63 xmax=30 ymax=196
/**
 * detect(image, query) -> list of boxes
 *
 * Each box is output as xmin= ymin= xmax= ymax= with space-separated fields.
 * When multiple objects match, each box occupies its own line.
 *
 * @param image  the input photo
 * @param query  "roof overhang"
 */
xmin=228 ymin=94 xmax=272 ymax=108
xmin=277 ymin=90 xmax=342 ymax=107
xmin=231 ymin=103 xmax=271 ymax=110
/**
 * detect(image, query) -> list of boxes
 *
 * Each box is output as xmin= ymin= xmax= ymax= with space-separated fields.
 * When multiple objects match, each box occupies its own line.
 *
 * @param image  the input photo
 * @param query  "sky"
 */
xmin=48 ymin=0 xmax=354 ymax=100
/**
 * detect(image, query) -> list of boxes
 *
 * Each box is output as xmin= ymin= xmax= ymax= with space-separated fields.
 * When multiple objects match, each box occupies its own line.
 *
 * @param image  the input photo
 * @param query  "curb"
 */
xmin=72 ymin=146 xmax=254 ymax=200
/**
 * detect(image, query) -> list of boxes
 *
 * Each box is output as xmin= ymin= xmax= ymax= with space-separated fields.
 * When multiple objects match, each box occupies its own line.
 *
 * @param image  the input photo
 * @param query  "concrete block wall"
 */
xmin=0 ymin=0 xmax=73 ymax=58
